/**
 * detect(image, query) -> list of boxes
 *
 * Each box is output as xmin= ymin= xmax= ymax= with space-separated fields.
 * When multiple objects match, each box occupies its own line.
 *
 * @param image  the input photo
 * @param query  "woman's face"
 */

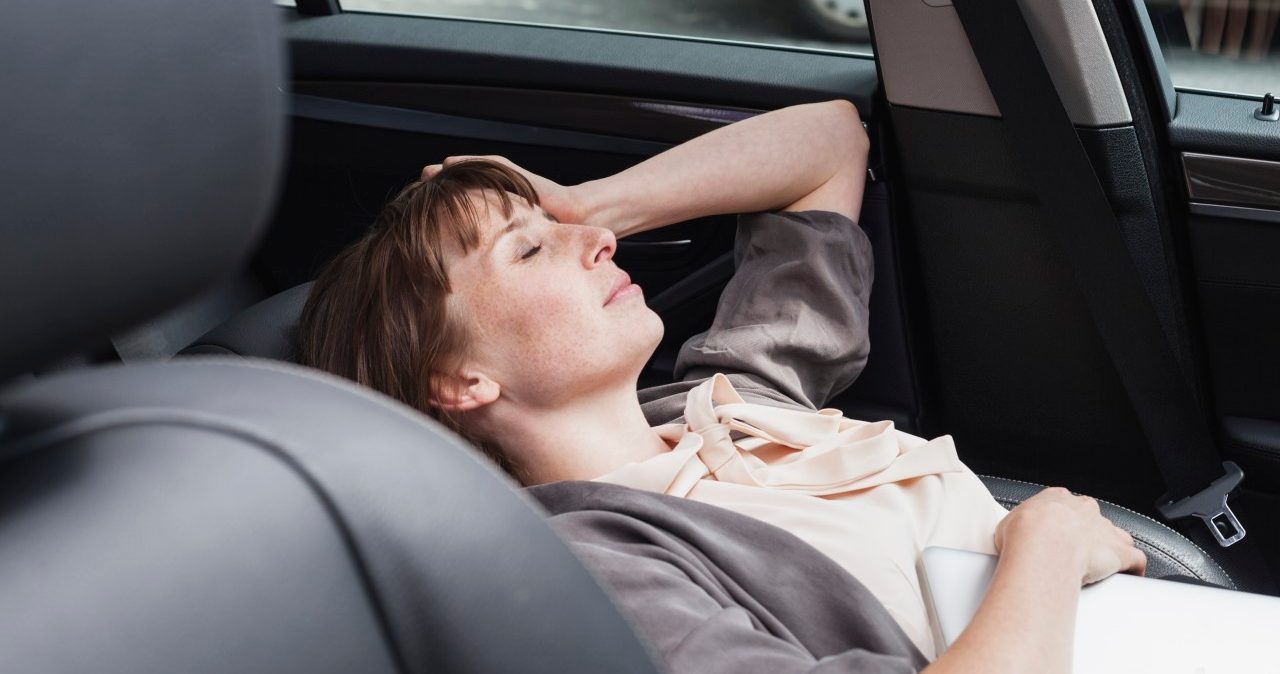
xmin=444 ymin=190 xmax=664 ymax=407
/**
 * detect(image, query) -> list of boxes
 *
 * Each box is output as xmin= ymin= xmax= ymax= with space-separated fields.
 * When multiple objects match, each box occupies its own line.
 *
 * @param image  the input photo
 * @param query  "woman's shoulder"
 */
xmin=637 ymin=370 xmax=815 ymax=427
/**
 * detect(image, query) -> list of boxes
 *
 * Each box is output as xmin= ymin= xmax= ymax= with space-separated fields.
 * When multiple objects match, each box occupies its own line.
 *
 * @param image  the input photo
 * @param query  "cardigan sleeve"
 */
xmin=671 ymin=209 xmax=874 ymax=410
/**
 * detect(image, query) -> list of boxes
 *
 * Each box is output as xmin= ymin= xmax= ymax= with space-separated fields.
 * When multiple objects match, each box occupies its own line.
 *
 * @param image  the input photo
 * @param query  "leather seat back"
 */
xmin=0 ymin=3 xmax=663 ymax=673
xmin=0 ymin=0 xmax=283 ymax=382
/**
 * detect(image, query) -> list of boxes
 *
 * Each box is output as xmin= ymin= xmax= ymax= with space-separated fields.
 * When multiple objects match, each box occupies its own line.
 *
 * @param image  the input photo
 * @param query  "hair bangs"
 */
xmin=408 ymin=159 xmax=542 ymax=293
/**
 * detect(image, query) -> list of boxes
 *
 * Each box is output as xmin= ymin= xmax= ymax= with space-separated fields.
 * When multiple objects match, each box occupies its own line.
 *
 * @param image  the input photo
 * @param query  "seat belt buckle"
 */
xmin=1156 ymin=461 xmax=1247 ymax=547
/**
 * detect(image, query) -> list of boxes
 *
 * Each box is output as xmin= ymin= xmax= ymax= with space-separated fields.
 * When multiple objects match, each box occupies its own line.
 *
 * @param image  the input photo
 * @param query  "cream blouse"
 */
xmin=594 ymin=372 xmax=1010 ymax=661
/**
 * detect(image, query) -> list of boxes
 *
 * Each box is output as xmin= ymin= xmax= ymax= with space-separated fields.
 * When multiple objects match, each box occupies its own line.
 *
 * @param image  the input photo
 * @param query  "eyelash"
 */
xmin=521 ymin=244 xmax=542 ymax=260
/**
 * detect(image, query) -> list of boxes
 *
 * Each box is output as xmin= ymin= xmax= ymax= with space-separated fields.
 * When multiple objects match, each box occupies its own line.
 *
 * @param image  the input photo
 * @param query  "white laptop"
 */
xmin=917 ymin=545 xmax=1280 ymax=673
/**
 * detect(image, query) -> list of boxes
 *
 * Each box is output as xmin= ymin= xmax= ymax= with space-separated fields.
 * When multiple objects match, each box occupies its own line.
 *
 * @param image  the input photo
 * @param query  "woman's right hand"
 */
xmin=928 ymin=487 xmax=1144 ymax=673
xmin=994 ymin=486 xmax=1148 ymax=585
xmin=420 ymin=155 xmax=587 ymax=226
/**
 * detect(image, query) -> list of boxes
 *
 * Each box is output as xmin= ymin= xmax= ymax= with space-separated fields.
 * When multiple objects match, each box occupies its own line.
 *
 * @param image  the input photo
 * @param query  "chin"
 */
xmin=643 ymin=309 xmax=665 ymax=350
xmin=618 ymin=312 xmax=665 ymax=379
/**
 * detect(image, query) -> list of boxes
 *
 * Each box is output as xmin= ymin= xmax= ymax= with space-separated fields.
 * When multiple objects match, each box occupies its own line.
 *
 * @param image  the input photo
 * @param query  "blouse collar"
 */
xmin=593 ymin=373 xmax=967 ymax=497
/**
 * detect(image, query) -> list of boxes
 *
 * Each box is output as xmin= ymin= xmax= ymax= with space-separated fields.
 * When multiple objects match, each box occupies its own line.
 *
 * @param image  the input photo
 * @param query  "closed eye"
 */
xmin=521 ymin=244 xmax=542 ymax=260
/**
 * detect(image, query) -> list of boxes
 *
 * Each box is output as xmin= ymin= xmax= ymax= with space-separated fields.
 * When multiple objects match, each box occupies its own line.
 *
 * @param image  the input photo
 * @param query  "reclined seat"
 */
xmin=185 ymin=283 xmax=1238 ymax=588
xmin=0 ymin=3 xmax=662 ymax=673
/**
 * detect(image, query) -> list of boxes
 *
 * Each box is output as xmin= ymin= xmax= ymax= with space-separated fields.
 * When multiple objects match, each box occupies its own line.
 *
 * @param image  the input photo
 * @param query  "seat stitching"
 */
xmin=978 ymin=473 xmax=1235 ymax=589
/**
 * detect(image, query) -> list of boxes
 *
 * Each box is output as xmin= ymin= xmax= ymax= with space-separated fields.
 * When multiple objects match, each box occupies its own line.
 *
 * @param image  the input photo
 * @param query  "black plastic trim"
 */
xmin=1120 ymin=0 xmax=1176 ymax=123
xmin=291 ymin=82 xmax=762 ymax=145
xmin=290 ymin=93 xmax=670 ymax=156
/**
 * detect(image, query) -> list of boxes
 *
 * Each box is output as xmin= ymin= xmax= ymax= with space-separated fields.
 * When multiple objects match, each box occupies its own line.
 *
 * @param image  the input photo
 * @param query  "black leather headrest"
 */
xmin=183 ymin=283 xmax=313 ymax=362
xmin=0 ymin=0 xmax=285 ymax=382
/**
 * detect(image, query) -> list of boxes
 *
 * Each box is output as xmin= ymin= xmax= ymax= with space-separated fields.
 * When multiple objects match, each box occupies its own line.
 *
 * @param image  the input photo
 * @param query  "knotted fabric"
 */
xmin=594 ymin=372 xmax=1010 ymax=661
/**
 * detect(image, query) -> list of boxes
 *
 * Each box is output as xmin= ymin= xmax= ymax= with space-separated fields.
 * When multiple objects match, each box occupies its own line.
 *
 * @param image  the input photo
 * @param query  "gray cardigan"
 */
xmin=527 ymin=480 xmax=929 ymax=673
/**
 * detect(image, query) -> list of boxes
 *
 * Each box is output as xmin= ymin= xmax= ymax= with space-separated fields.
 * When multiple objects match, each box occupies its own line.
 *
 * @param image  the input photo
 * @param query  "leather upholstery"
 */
xmin=0 ymin=0 xmax=284 ymax=382
xmin=183 ymin=282 xmax=314 ymax=361
xmin=0 ymin=359 xmax=662 ymax=674
xmin=980 ymin=474 xmax=1236 ymax=588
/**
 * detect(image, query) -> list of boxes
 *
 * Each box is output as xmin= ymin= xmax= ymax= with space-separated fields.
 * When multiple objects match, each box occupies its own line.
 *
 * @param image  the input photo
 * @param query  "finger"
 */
xmin=1044 ymin=486 xmax=1072 ymax=501
xmin=1078 ymin=495 xmax=1100 ymax=514
xmin=421 ymin=164 xmax=442 ymax=180
xmin=443 ymin=155 xmax=480 ymax=167
xmin=1130 ymin=546 xmax=1148 ymax=577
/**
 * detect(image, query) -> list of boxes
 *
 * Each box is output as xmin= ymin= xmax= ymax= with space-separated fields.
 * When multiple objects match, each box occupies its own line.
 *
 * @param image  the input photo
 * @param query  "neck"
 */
xmin=471 ymin=380 xmax=673 ymax=486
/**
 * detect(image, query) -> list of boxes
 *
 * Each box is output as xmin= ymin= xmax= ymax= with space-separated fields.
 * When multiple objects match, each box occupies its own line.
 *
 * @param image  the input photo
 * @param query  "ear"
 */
xmin=430 ymin=370 xmax=501 ymax=413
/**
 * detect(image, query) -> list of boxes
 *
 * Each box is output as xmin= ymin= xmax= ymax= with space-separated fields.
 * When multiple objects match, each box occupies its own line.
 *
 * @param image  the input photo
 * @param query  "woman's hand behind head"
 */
xmin=994 ymin=486 xmax=1148 ymax=586
xmin=422 ymin=155 xmax=587 ymax=225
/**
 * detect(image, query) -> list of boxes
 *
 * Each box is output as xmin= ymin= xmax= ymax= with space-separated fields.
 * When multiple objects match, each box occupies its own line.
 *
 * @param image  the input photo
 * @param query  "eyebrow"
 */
xmin=493 ymin=206 xmax=558 ymax=246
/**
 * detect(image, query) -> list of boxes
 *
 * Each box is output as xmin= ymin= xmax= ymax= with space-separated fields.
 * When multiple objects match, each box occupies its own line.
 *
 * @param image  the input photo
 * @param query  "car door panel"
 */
xmin=1170 ymin=93 xmax=1280 ymax=163
xmin=1171 ymin=109 xmax=1280 ymax=490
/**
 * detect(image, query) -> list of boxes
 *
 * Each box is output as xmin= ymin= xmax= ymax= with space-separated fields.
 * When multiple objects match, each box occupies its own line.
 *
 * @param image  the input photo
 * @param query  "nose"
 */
xmin=585 ymin=225 xmax=616 ymax=267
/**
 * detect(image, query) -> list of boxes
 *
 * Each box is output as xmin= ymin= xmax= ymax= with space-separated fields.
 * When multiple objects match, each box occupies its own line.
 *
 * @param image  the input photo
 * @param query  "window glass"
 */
xmin=339 ymin=0 xmax=875 ymax=55
xmin=1143 ymin=0 xmax=1279 ymax=96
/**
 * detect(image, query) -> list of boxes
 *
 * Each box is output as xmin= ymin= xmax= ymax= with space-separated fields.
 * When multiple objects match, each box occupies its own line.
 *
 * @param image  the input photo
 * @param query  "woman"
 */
xmin=299 ymin=100 xmax=1147 ymax=673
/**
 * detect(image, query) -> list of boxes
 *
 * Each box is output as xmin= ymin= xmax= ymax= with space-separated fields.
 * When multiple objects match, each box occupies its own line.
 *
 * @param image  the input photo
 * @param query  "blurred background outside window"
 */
xmin=1145 ymin=0 xmax=1278 ymax=95
xmin=283 ymin=0 xmax=1277 ymax=97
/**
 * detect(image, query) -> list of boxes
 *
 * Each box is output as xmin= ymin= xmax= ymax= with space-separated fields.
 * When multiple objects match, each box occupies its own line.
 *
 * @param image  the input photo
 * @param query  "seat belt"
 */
xmin=947 ymin=0 xmax=1251 ymax=552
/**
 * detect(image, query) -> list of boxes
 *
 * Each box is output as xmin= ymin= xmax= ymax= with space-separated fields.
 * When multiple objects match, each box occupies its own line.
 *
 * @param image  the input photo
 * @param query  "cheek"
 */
xmin=489 ymin=277 xmax=589 ymax=340
xmin=514 ymin=288 xmax=572 ymax=325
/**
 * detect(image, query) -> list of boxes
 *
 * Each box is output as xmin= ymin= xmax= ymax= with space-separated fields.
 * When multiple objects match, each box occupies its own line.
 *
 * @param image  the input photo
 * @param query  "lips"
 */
xmin=604 ymin=271 xmax=632 ymax=306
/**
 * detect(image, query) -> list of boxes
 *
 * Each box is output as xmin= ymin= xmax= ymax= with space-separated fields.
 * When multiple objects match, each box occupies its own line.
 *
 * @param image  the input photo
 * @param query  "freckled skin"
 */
xmin=446 ymin=190 xmax=665 ymax=409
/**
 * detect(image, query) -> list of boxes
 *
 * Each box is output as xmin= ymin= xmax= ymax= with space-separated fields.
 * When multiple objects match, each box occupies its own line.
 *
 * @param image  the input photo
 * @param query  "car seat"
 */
xmin=0 ymin=3 xmax=663 ymax=673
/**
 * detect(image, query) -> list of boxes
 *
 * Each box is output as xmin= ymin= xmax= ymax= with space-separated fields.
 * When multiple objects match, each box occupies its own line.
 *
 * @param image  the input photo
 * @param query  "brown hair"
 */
xmin=298 ymin=158 xmax=541 ymax=479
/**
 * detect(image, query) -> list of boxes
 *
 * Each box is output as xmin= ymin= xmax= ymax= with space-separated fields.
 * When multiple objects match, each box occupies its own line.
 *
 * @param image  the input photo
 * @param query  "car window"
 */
xmin=1142 ymin=0 xmax=1279 ymax=96
xmin=333 ymin=0 xmax=875 ymax=55
xmin=279 ymin=1 xmax=1276 ymax=96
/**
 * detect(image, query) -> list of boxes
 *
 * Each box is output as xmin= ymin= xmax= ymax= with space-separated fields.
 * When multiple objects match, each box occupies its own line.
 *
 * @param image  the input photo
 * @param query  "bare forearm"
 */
xmin=569 ymin=100 xmax=867 ymax=238
xmin=923 ymin=542 xmax=1083 ymax=674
